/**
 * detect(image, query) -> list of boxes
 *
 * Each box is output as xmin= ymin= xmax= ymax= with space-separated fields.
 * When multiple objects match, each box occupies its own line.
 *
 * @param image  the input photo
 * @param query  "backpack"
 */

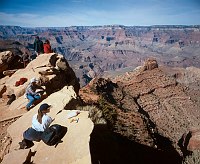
xmin=41 ymin=124 xmax=68 ymax=146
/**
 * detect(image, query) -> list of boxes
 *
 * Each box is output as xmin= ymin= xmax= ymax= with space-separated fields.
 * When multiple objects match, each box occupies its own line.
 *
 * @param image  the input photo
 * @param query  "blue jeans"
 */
xmin=26 ymin=94 xmax=41 ymax=109
xmin=23 ymin=127 xmax=43 ymax=142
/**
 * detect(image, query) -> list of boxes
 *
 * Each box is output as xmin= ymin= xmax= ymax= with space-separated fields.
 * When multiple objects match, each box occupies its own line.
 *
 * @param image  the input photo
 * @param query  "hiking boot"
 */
xmin=19 ymin=139 xmax=34 ymax=149
xmin=19 ymin=140 xmax=27 ymax=149
xmin=26 ymin=107 xmax=30 ymax=111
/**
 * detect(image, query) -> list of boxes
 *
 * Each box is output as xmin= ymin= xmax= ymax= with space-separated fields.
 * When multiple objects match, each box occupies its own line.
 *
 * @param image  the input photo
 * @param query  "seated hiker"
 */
xmin=19 ymin=103 xmax=53 ymax=149
xmin=43 ymin=39 xmax=52 ymax=53
xmin=25 ymin=77 xmax=45 ymax=110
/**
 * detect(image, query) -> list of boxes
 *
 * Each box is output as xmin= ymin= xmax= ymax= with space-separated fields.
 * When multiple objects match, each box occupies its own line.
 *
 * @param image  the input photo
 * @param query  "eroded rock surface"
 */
xmin=82 ymin=59 xmax=200 ymax=159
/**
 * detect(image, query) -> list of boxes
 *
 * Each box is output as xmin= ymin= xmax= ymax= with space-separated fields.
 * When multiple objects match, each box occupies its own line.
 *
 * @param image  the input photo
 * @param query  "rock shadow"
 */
xmin=90 ymin=124 xmax=182 ymax=164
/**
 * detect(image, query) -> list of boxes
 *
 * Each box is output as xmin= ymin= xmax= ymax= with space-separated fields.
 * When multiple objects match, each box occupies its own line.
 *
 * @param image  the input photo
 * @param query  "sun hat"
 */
xmin=39 ymin=103 xmax=51 ymax=111
xmin=30 ymin=77 xmax=37 ymax=83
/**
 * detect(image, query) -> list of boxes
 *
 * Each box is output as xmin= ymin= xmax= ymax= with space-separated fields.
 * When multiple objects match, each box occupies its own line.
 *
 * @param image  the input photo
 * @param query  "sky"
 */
xmin=0 ymin=0 xmax=200 ymax=27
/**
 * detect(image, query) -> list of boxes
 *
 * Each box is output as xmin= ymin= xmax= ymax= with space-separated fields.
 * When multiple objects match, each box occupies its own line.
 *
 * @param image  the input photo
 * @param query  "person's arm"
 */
xmin=26 ymin=84 xmax=37 ymax=95
xmin=36 ymin=84 xmax=45 ymax=91
xmin=43 ymin=115 xmax=53 ymax=130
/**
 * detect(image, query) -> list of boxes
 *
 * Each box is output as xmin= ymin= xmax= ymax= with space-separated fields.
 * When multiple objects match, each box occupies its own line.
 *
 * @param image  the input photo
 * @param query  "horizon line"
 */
xmin=0 ymin=24 xmax=200 ymax=28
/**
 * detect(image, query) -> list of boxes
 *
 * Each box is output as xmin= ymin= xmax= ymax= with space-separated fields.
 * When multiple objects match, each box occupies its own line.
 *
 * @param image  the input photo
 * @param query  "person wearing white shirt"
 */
xmin=19 ymin=103 xmax=53 ymax=149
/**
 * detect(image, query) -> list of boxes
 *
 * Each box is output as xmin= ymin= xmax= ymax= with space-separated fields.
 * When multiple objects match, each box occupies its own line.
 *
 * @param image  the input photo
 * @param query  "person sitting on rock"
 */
xmin=43 ymin=39 xmax=52 ymax=53
xmin=19 ymin=103 xmax=53 ymax=149
xmin=25 ymin=77 xmax=45 ymax=110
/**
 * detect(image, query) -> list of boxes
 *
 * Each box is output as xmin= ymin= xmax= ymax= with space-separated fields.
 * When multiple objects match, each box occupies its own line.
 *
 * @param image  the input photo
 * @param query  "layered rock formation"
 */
xmin=80 ymin=58 xmax=200 ymax=163
xmin=1 ymin=48 xmax=200 ymax=163
xmin=0 ymin=25 xmax=200 ymax=79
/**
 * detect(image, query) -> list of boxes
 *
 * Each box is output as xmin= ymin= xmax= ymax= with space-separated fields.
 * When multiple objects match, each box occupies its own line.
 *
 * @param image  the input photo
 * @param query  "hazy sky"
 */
xmin=0 ymin=0 xmax=200 ymax=27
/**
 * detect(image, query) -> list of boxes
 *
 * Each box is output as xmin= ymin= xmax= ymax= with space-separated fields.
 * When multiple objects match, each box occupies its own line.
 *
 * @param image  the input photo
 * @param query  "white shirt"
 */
xmin=32 ymin=114 xmax=53 ymax=132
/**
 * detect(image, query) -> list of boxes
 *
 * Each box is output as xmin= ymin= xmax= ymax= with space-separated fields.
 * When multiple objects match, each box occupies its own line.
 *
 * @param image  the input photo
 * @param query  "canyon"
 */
xmin=1 ymin=25 xmax=200 ymax=81
xmin=1 ymin=25 xmax=200 ymax=163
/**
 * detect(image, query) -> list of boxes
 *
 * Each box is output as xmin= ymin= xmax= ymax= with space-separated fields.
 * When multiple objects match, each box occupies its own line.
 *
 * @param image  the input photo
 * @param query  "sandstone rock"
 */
xmin=0 ymin=51 xmax=14 ymax=74
xmin=0 ymin=53 xmax=79 ymax=101
xmin=32 ymin=110 xmax=93 ymax=164
xmin=5 ymin=86 xmax=94 ymax=164
xmin=3 ymin=69 xmax=18 ymax=76
xmin=1 ymin=149 xmax=32 ymax=164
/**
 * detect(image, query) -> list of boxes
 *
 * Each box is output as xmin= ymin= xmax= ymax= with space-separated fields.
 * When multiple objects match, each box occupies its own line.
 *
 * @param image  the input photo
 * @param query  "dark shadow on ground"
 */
xmin=90 ymin=124 xmax=182 ymax=164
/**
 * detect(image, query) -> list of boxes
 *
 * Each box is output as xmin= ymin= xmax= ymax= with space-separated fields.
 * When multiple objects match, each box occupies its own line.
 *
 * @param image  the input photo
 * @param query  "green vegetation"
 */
xmin=98 ymin=96 xmax=117 ymax=126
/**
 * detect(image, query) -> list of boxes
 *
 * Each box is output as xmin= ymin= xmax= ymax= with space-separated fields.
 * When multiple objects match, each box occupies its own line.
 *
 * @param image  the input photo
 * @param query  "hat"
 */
xmin=30 ymin=77 xmax=37 ymax=83
xmin=39 ymin=103 xmax=51 ymax=111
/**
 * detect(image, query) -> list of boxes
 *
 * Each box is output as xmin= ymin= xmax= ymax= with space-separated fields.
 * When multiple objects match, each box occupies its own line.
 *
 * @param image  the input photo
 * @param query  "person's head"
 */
xmin=35 ymin=36 xmax=39 ymax=40
xmin=30 ymin=77 xmax=37 ymax=85
xmin=45 ymin=40 xmax=50 ymax=44
xmin=37 ymin=103 xmax=51 ymax=123
xmin=39 ymin=103 xmax=51 ymax=113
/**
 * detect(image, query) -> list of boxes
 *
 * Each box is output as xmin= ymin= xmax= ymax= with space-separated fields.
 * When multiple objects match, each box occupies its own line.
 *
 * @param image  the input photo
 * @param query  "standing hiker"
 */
xmin=34 ymin=36 xmax=44 ymax=56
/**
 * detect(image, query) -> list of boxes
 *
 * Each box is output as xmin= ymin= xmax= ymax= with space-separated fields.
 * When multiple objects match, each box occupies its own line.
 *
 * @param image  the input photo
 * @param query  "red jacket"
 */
xmin=43 ymin=43 xmax=52 ymax=53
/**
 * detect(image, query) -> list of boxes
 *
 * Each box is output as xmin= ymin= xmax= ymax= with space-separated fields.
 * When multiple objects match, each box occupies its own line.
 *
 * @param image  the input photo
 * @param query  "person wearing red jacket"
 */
xmin=43 ymin=40 xmax=52 ymax=53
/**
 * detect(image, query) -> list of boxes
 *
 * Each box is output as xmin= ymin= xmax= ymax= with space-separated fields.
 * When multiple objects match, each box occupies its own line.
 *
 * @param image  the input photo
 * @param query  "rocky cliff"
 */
xmin=80 ymin=59 xmax=200 ymax=163
xmin=1 ymin=51 xmax=200 ymax=163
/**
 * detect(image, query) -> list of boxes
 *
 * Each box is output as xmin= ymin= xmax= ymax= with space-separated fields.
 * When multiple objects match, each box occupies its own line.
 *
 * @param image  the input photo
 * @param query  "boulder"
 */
xmin=0 ymin=51 xmax=14 ymax=74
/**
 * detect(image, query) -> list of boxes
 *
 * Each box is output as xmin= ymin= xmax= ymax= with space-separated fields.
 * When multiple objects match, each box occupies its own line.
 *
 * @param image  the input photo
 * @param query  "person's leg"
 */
xmin=26 ymin=94 xmax=35 ymax=109
xmin=29 ymin=94 xmax=41 ymax=107
xmin=33 ymin=94 xmax=41 ymax=100
xmin=19 ymin=128 xmax=37 ymax=149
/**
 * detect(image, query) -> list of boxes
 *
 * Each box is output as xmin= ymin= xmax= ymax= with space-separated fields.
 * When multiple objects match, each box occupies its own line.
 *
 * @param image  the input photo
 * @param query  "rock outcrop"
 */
xmin=0 ymin=51 xmax=23 ymax=77
xmin=80 ymin=59 xmax=200 ymax=161
xmin=0 ymin=52 xmax=95 ymax=164
xmin=0 ymin=53 xmax=80 ymax=110
xmin=1 ymin=86 xmax=94 ymax=164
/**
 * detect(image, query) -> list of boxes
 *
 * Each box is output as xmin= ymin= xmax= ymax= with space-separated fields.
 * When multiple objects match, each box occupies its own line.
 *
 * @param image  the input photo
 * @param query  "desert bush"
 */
xmin=98 ymin=97 xmax=117 ymax=126
xmin=183 ymin=150 xmax=200 ymax=164
xmin=77 ymin=105 xmax=106 ymax=124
